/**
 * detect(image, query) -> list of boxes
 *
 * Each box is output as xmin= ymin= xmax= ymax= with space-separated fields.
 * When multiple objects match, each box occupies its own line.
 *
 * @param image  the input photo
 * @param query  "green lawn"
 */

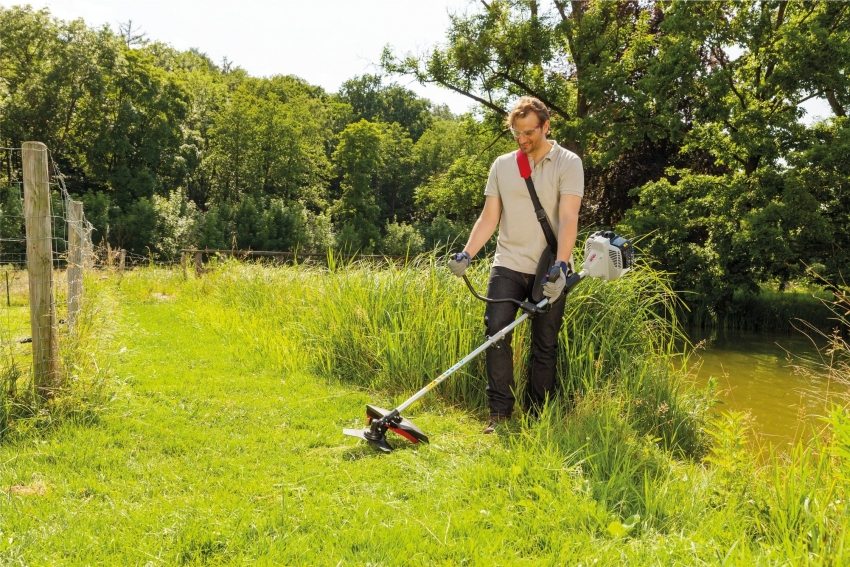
xmin=1 ymin=264 xmax=847 ymax=565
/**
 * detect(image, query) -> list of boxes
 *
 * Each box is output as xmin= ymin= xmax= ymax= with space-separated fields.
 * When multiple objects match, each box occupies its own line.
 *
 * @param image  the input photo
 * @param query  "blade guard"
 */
xmin=366 ymin=405 xmax=429 ymax=444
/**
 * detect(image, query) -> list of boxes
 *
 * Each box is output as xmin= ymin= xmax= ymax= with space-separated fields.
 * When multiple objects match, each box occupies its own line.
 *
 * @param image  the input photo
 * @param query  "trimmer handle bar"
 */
xmin=461 ymin=271 xmax=581 ymax=315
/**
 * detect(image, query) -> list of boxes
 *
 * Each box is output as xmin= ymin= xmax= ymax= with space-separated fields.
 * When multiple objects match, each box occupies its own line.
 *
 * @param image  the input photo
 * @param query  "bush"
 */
xmin=381 ymin=220 xmax=424 ymax=256
xmin=153 ymin=188 xmax=199 ymax=260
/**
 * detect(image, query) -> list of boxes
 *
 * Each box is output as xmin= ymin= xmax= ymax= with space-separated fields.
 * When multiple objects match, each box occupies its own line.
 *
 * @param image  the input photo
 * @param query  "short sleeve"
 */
xmin=484 ymin=160 xmax=500 ymax=197
xmin=559 ymin=155 xmax=584 ymax=198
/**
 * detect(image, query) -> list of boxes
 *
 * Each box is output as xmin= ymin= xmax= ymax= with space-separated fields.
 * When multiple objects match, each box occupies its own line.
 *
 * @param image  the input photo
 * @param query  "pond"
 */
xmin=686 ymin=327 xmax=849 ymax=447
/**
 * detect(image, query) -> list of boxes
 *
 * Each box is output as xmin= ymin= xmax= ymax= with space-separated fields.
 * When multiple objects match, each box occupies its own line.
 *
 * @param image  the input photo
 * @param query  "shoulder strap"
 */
xmin=516 ymin=151 xmax=558 ymax=253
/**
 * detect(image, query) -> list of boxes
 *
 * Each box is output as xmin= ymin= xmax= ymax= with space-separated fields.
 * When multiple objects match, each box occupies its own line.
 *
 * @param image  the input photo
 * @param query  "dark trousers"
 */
xmin=484 ymin=266 xmax=567 ymax=418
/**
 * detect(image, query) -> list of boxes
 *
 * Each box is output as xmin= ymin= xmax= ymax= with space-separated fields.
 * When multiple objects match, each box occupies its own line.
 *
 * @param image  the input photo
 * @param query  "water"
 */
xmin=686 ymin=329 xmax=848 ymax=447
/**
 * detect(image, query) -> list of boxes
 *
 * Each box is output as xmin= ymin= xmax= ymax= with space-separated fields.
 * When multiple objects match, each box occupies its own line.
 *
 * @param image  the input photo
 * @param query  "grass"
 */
xmin=684 ymin=281 xmax=836 ymax=333
xmin=0 ymin=258 xmax=848 ymax=564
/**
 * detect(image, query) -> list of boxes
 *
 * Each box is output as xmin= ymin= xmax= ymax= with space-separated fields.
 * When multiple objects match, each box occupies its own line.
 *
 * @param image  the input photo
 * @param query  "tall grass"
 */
xmin=211 ymin=254 xmax=849 ymax=555
xmin=685 ymin=282 xmax=835 ymax=332
xmin=225 ymin=252 xmax=707 ymax=439
xmin=0 ymin=269 xmax=116 ymax=441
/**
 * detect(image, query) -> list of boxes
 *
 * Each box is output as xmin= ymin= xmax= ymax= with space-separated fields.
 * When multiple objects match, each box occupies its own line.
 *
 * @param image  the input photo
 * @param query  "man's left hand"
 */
xmin=542 ymin=261 xmax=569 ymax=300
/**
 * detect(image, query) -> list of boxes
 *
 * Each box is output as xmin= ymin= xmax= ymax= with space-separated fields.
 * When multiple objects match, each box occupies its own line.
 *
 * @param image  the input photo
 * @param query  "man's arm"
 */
xmin=462 ymin=195 xmax=502 ymax=258
xmin=556 ymin=194 xmax=582 ymax=266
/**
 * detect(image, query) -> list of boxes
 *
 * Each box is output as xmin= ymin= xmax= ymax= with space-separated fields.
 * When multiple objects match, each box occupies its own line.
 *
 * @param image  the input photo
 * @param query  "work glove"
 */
xmin=542 ymin=261 xmax=570 ymax=300
xmin=448 ymin=251 xmax=471 ymax=277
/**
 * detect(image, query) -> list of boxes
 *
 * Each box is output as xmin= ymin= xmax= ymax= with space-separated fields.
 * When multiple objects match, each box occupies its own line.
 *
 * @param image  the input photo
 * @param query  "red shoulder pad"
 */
xmin=516 ymin=150 xmax=531 ymax=179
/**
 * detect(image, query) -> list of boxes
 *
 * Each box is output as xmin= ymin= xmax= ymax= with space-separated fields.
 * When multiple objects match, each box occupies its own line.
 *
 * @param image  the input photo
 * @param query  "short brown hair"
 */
xmin=506 ymin=96 xmax=550 ymax=129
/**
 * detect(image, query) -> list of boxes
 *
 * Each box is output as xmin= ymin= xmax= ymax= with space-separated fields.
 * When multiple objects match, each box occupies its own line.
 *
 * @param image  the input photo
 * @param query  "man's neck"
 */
xmin=530 ymin=140 xmax=553 ymax=164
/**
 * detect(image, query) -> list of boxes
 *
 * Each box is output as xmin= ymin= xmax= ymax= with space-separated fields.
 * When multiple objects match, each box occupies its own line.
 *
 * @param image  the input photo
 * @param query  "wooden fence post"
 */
xmin=67 ymin=199 xmax=84 ymax=330
xmin=82 ymin=222 xmax=94 ymax=269
xmin=118 ymin=249 xmax=126 ymax=272
xmin=181 ymin=251 xmax=189 ymax=280
xmin=22 ymin=141 xmax=60 ymax=398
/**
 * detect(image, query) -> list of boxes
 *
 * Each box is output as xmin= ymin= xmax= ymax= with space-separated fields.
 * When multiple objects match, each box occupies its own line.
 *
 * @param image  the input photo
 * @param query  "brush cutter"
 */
xmin=343 ymin=230 xmax=634 ymax=453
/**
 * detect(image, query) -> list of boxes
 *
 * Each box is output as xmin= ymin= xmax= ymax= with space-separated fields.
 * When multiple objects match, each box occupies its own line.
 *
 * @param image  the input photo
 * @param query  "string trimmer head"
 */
xmin=342 ymin=405 xmax=429 ymax=453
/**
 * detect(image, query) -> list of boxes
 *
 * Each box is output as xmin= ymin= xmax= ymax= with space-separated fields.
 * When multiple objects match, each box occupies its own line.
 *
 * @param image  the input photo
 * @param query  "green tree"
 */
xmin=0 ymin=185 xmax=25 ymax=262
xmin=262 ymin=199 xmax=310 ymax=251
xmin=147 ymin=44 xmax=228 ymax=209
xmin=413 ymin=117 xmax=513 ymax=234
xmin=203 ymin=84 xmax=260 ymax=203
xmin=619 ymin=0 xmax=846 ymax=306
xmin=78 ymin=191 xmax=111 ymax=248
xmin=233 ymin=195 xmax=267 ymax=250
xmin=786 ymin=117 xmax=850 ymax=283
xmin=339 ymin=74 xmax=433 ymax=140
xmin=384 ymin=1 xmax=681 ymax=225
xmin=203 ymin=79 xmax=332 ymax=207
xmin=412 ymin=116 xmax=481 ymax=183
xmin=375 ymin=121 xmax=416 ymax=223
xmin=195 ymin=204 xmax=233 ymax=250
xmin=619 ymin=164 xmax=831 ymax=311
xmin=114 ymin=197 xmax=158 ymax=254
xmin=415 ymin=155 xmax=491 ymax=227
xmin=331 ymin=120 xmax=383 ymax=252
xmin=618 ymin=172 xmax=743 ymax=311
xmin=381 ymin=220 xmax=425 ymax=256
xmin=766 ymin=2 xmax=850 ymax=119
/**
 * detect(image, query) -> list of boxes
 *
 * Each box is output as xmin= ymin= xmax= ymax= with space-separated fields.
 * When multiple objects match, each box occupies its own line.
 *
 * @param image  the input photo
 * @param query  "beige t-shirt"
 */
xmin=484 ymin=141 xmax=583 ymax=274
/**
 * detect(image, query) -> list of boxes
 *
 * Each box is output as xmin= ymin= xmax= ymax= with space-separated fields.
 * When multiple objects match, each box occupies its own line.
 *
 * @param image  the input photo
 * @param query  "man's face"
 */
xmin=511 ymin=114 xmax=549 ymax=155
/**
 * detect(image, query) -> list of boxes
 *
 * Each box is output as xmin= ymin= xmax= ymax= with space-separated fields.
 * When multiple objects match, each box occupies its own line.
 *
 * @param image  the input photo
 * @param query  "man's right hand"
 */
xmin=448 ymin=251 xmax=471 ymax=277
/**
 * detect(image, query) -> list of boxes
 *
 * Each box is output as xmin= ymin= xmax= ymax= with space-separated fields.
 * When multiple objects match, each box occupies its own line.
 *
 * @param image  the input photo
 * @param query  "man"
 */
xmin=448 ymin=96 xmax=584 ymax=433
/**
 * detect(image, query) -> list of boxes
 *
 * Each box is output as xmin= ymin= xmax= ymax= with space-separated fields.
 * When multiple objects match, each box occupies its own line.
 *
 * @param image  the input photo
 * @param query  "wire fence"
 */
xmin=0 ymin=146 xmax=95 ymax=267
xmin=1 ymin=142 xmax=95 ymax=400
xmin=0 ymin=147 xmax=26 ymax=266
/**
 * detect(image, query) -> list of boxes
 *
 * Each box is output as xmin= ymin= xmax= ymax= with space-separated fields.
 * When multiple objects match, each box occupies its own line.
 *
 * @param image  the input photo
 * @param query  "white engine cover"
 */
xmin=582 ymin=233 xmax=631 ymax=281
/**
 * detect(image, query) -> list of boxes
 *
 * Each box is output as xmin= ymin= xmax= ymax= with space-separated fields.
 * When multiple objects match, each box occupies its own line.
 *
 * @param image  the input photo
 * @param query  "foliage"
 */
xmin=201 ymin=80 xmax=332 ymax=207
xmin=381 ymin=220 xmax=425 ymax=256
xmin=152 ymin=188 xmax=199 ymax=260
xmin=0 ymin=185 xmax=25 ymax=261
xmin=385 ymin=0 xmax=849 ymax=316
xmin=786 ymin=117 xmax=850 ymax=284
xmin=416 ymin=214 xmax=467 ymax=252
xmin=415 ymin=154 xmax=490 ymax=226
xmin=190 ymin=198 xmax=331 ymax=253
xmin=619 ymin=172 xmax=742 ymax=310
xmin=331 ymin=120 xmax=384 ymax=252
xmin=115 ymin=197 xmax=157 ymax=255
xmin=620 ymin=165 xmax=834 ymax=319
xmin=338 ymin=73 xmax=433 ymax=141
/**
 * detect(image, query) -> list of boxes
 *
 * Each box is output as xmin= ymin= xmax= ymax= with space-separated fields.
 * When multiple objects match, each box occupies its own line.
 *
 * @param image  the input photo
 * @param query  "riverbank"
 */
xmin=683 ymin=283 xmax=836 ymax=333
